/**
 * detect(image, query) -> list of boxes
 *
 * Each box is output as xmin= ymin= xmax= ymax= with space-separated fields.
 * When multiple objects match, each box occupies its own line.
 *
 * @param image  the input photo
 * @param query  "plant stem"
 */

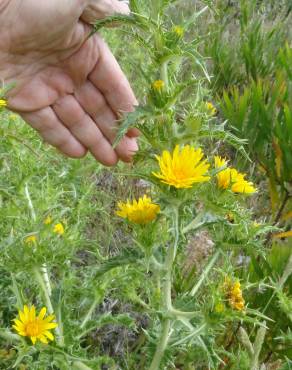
xmin=25 ymin=184 xmax=64 ymax=345
xmin=149 ymin=208 xmax=179 ymax=370
xmin=24 ymin=183 xmax=52 ymax=296
xmin=40 ymin=264 xmax=52 ymax=296
xmin=11 ymin=273 xmax=23 ymax=309
xmin=149 ymin=319 xmax=171 ymax=370
xmin=34 ymin=267 xmax=64 ymax=347
xmin=161 ymin=61 xmax=169 ymax=90
xmin=80 ymin=298 xmax=98 ymax=330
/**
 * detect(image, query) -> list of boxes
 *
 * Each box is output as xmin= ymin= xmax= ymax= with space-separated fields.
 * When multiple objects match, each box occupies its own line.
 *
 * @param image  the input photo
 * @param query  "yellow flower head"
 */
xmin=224 ymin=278 xmax=245 ymax=311
xmin=173 ymin=25 xmax=184 ymax=37
xmin=206 ymin=102 xmax=217 ymax=116
xmin=230 ymin=173 xmax=257 ymax=194
xmin=25 ymin=235 xmax=37 ymax=245
xmin=152 ymin=80 xmax=165 ymax=91
xmin=214 ymin=302 xmax=225 ymax=313
xmin=53 ymin=223 xmax=64 ymax=235
xmin=153 ymin=145 xmax=210 ymax=189
xmin=12 ymin=305 xmax=58 ymax=345
xmin=116 ymin=195 xmax=160 ymax=224
xmin=214 ymin=156 xmax=257 ymax=194
xmin=0 ymin=99 xmax=7 ymax=107
xmin=214 ymin=156 xmax=231 ymax=189
xmin=44 ymin=215 xmax=52 ymax=225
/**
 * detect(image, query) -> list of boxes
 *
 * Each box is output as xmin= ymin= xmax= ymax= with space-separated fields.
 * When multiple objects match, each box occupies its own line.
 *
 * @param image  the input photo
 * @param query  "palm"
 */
xmin=2 ymin=0 xmax=138 ymax=165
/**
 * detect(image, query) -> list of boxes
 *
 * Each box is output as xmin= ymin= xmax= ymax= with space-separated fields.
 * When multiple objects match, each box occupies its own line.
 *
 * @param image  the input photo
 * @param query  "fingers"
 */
xmin=74 ymin=81 xmax=138 ymax=162
xmin=20 ymin=107 xmax=87 ymax=158
xmin=81 ymin=0 xmax=130 ymax=23
xmin=89 ymin=34 xmax=138 ymax=114
xmin=53 ymin=95 xmax=119 ymax=166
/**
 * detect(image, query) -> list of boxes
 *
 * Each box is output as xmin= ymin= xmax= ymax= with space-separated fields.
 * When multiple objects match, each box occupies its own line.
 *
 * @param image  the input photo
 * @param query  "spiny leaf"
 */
xmin=94 ymin=248 xmax=144 ymax=278
xmin=113 ymin=106 xmax=153 ymax=147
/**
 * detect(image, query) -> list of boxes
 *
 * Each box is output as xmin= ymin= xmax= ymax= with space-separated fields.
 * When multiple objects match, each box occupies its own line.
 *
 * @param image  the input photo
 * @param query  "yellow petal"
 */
xmin=43 ymin=322 xmax=58 ymax=330
xmin=38 ymin=307 xmax=47 ymax=320
xmin=43 ymin=330 xmax=54 ymax=341
xmin=23 ymin=305 xmax=29 ymax=319
xmin=39 ymin=335 xmax=49 ymax=344
xmin=29 ymin=305 xmax=36 ymax=321
xmin=31 ymin=336 xmax=37 ymax=345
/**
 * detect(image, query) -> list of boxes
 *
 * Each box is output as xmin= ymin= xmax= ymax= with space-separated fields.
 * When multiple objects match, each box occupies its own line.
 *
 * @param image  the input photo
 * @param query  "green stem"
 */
xmin=161 ymin=61 xmax=169 ymax=90
xmin=149 ymin=208 xmax=179 ymax=370
xmin=190 ymin=250 xmax=221 ymax=296
xmin=168 ymin=308 xmax=197 ymax=319
xmin=11 ymin=273 xmax=23 ymax=309
xmin=40 ymin=264 xmax=52 ymax=297
xmin=149 ymin=319 xmax=171 ymax=370
xmin=80 ymin=298 xmax=99 ymax=330
xmin=34 ymin=267 xmax=64 ymax=347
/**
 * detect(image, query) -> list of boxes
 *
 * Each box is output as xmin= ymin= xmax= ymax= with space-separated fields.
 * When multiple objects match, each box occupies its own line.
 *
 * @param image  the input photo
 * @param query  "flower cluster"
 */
xmin=224 ymin=278 xmax=245 ymax=311
xmin=116 ymin=195 xmax=160 ymax=224
xmin=215 ymin=156 xmax=256 ymax=194
xmin=13 ymin=305 xmax=58 ymax=345
xmin=24 ymin=217 xmax=64 ymax=246
xmin=116 ymin=146 xmax=257 ymax=224
xmin=44 ymin=215 xmax=65 ymax=235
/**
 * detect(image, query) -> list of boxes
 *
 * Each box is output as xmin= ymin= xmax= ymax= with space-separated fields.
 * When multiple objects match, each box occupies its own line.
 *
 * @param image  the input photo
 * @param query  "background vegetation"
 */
xmin=0 ymin=0 xmax=291 ymax=369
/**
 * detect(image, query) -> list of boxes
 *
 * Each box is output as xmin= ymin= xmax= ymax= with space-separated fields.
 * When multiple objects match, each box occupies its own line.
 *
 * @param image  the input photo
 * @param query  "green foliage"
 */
xmin=0 ymin=0 xmax=291 ymax=369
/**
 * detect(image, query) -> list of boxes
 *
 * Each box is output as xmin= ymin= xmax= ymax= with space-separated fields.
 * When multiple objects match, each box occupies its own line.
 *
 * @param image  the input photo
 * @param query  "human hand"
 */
xmin=0 ymin=0 xmax=138 ymax=166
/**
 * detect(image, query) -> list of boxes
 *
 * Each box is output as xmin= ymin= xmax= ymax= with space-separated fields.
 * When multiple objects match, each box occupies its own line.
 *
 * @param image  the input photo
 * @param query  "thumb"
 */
xmin=81 ymin=0 xmax=130 ymax=24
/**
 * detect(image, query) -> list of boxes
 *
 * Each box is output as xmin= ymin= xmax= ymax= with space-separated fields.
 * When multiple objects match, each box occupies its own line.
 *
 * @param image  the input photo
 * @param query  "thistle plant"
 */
xmin=92 ymin=1 xmax=267 ymax=368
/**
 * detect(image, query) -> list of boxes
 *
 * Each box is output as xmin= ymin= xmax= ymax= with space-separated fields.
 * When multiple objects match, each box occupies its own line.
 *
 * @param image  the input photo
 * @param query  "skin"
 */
xmin=0 ymin=0 xmax=139 ymax=166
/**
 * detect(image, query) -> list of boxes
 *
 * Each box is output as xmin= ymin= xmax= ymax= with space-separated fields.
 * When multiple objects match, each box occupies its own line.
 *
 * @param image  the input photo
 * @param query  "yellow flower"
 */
xmin=53 ymin=223 xmax=64 ymax=235
xmin=12 ymin=305 xmax=58 ymax=345
xmin=224 ymin=278 xmax=245 ymax=311
xmin=116 ymin=195 xmax=160 ymax=224
xmin=0 ymin=99 xmax=7 ymax=107
xmin=173 ymin=25 xmax=184 ymax=37
xmin=206 ymin=102 xmax=217 ymax=116
xmin=44 ymin=215 xmax=52 ymax=225
xmin=24 ymin=235 xmax=37 ymax=245
xmin=214 ymin=156 xmax=257 ymax=194
xmin=214 ymin=302 xmax=225 ymax=313
xmin=230 ymin=173 xmax=257 ymax=194
xmin=214 ymin=156 xmax=231 ymax=189
xmin=152 ymin=80 xmax=165 ymax=91
xmin=153 ymin=145 xmax=210 ymax=189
